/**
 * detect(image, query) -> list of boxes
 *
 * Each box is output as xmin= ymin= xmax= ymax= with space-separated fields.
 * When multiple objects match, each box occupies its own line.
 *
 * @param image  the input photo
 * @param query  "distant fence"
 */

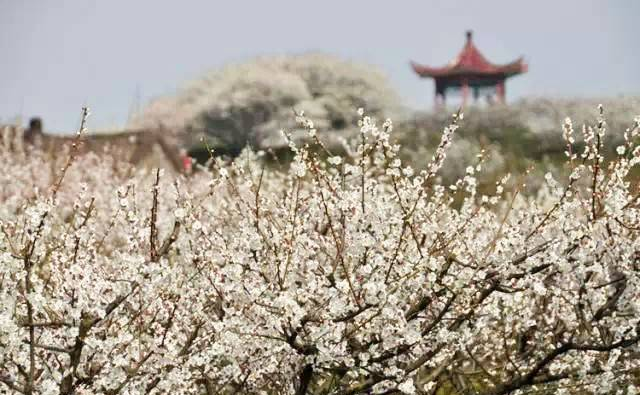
xmin=1 ymin=120 xmax=188 ymax=173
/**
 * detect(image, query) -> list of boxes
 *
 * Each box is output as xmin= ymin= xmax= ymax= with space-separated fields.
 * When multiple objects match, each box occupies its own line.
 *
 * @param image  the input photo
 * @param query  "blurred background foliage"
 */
xmin=127 ymin=54 xmax=639 ymax=192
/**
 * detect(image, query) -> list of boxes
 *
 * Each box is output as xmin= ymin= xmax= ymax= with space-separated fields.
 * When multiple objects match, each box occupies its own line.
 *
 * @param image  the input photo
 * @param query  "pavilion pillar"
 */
xmin=461 ymin=79 xmax=469 ymax=108
xmin=496 ymin=80 xmax=505 ymax=104
xmin=434 ymin=92 xmax=446 ymax=110
xmin=434 ymin=80 xmax=446 ymax=110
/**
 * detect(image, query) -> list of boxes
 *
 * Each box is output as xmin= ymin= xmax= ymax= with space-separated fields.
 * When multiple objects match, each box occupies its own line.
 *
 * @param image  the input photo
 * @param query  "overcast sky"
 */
xmin=1 ymin=0 xmax=639 ymax=132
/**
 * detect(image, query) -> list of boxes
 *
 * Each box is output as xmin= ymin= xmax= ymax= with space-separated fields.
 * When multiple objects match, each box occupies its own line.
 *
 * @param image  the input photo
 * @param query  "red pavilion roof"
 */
xmin=411 ymin=31 xmax=527 ymax=79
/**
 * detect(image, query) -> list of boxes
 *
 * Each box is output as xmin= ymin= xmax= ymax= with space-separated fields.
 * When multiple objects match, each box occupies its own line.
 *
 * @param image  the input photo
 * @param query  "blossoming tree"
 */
xmin=1 ymin=106 xmax=640 ymax=394
xmin=130 ymin=54 xmax=403 ymax=154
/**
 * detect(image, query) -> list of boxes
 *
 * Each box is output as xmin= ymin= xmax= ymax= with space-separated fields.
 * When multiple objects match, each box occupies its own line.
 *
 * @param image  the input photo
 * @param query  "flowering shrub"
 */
xmin=2 ymin=106 xmax=640 ymax=395
xmin=408 ymin=97 xmax=640 ymax=144
xmin=397 ymin=97 xmax=640 ymax=189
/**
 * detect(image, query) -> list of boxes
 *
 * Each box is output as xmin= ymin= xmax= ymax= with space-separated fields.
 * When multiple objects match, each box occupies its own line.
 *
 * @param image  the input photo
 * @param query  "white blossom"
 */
xmin=0 ymin=107 xmax=638 ymax=394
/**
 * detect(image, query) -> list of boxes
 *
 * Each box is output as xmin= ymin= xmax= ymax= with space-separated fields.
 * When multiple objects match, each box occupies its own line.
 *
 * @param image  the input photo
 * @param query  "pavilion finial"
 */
xmin=466 ymin=30 xmax=473 ymax=43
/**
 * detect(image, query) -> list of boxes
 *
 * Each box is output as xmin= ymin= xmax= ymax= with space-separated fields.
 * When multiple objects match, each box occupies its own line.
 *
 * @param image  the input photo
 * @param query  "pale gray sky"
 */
xmin=1 ymin=0 xmax=639 ymax=132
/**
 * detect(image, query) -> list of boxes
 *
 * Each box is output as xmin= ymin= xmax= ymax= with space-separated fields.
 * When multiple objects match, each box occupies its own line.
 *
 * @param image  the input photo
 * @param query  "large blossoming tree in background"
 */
xmin=1 ymin=104 xmax=640 ymax=394
xmin=131 ymin=53 xmax=404 ymax=155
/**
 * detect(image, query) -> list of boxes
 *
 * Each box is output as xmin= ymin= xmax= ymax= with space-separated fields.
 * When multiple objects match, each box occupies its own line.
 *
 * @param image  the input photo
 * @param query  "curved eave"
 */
xmin=411 ymin=58 xmax=528 ymax=79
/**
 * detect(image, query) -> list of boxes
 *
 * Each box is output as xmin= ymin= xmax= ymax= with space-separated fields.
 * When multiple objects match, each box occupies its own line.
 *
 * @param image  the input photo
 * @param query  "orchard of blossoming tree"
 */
xmin=1 ymin=104 xmax=640 ymax=395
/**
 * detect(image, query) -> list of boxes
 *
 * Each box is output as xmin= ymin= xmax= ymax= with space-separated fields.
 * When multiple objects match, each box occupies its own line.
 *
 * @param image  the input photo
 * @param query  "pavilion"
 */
xmin=411 ymin=31 xmax=527 ymax=108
